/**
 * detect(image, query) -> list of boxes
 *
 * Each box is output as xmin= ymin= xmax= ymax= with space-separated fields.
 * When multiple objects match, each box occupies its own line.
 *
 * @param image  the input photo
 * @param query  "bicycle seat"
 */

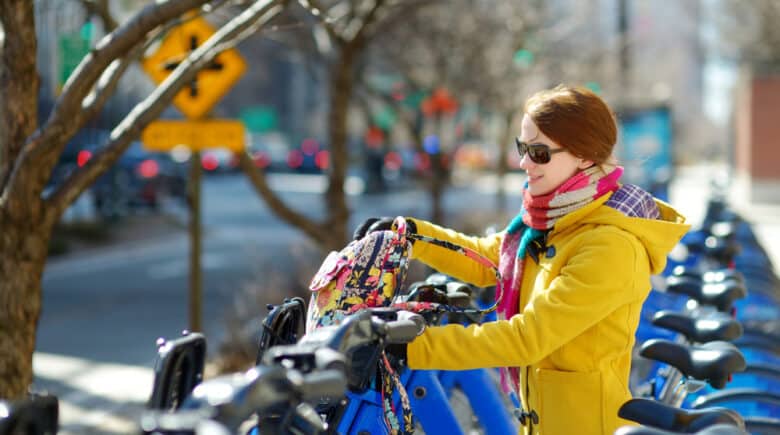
xmin=0 ymin=393 xmax=59 ymax=435
xmin=651 ymin=310 xmax=742 ymax=343
xmin=671 ymin=266 xmax=744 ymax=284
xmin=148 ymin=331 xmax=206 ymax=410
xmin=256 ymin=297 xmax=306 ymax=365
xmin=614 ymin=423 xmax=748 ymax=435
xmin=691 ymin=387 xmax=780 ymax=409
xmin=665 ymin=276 xmax=746 ymax=312
xmin=618 ymin=398 xmax=744 ymax=433
xmin=734 ymin=330 xmax=780 ymax=355
xmin=707 ymin=221 xmax=737 ymax=239
xmin=703 ymin=236 xmax=741 ymax=264
xmin=639 ymin=339 xmax=746 ymax=389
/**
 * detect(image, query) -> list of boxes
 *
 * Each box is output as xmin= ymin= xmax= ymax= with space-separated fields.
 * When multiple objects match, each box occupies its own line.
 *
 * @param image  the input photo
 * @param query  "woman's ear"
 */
xmin=578 ymin=158 xmax=594 ymax=170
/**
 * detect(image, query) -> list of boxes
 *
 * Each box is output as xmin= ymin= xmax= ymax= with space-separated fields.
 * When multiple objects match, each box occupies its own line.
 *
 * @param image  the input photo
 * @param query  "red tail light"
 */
xmin=384 ymin=151 xmax=402 ymax=171
xmin=202 ymin=154 xmax=219 ymax=171
xmin=252 ymin=151 xmax=270 ymax=168
xmin=315 ymin=150 xmax=329 ymax=170
xmin=287 ymin=149 xmax=304 ymax=169
xmin=77 ymin=150 xmax=92 ymax=167
xmin=138 ymin=159 xmax=159 ymax=178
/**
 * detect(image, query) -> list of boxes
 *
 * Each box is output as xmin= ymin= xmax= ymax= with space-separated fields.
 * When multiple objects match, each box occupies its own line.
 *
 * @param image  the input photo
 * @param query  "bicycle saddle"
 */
xmin=671 ymin=266 xmax=744 ymax=284
xmin=652 ymin=310 xmax=743 ymax=343
xmin=615 ymin=423 xmax=748 ymax=435
xmin=148 ymin=331 xmax=207 ymax=410
xmin=256 ymin=297 xmax=306 ymax=365
xmin=0 ymin=393 xmax=59 ymax=435
xmin=665 ymin=276 xmax=746 ymax=312
xmin=639 ymin=339 xmax=746 ymax=389
xmin=691 ymin=387 xmax=780 ymax=409
xmin=733 ymin=330 xmax=780 ymax=355
xmin=618 ymin=398 xmax=744 ymax=433
xmin=702 ymin=236 xmax=741 ymax=264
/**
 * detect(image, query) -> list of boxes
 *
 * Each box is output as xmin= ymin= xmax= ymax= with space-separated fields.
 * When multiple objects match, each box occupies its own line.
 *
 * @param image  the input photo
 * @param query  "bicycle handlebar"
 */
xmin=140 ymin=365 xmax=346 ymax=434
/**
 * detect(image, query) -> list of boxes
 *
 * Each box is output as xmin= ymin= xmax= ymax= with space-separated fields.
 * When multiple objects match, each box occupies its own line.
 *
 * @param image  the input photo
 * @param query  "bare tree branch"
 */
xmin=42 ymin=0 xmax=214 ymax=149
xmin=1 ymin=0 xmax=215 ymax=204
xmin=79 ymin=38 xmax=150 ymax=125
xmin=79 ymin=0 xmax=118 ymax=33
xmin=45 ymin=0 xmax=288 ymax=224
xmin=236 ymin=153 xmax=326 ymax=244
xmin=297 ymin=0 xmax=342 ymax=45
xmin=345 ymin=0 xmax=384 ymax=46
xmin=74 ymin=6 xmax=221 ymax=154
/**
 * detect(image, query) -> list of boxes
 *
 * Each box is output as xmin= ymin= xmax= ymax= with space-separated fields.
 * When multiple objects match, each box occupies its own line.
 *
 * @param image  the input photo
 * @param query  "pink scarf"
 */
xmin=496 ymin=165 xmax=623 ymax=391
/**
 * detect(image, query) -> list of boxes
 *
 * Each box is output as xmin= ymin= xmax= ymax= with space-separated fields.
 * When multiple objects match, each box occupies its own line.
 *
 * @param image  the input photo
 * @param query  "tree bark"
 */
xmin=0 ymin=0 xmax=38 ymax=195
xmin=0 ymin=209 xmax=50 ymax=400
xmin=45 ymin=0 xmax=285 ymax=225
xmin=323 ymin=48 xmax=355 ymax=251
xmin=495 ymin=110 xmax=515 ymax=213
xmin=0 ymin=0 xmax=286 ymax=400
xmin=3 ymin=0 xmax=213 ymax=205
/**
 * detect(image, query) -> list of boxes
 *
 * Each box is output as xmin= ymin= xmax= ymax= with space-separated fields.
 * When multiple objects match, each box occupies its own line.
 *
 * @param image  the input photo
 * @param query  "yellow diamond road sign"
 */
xmin=142 ymin=16 xmax=247 ymax=119
xmin=142 ymin=120 xmax=245 ymax=152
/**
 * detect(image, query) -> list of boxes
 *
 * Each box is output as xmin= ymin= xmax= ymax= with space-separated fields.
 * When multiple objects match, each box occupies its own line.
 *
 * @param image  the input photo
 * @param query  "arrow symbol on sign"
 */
xmin=162 ymin=35 xmax=224 ymax=98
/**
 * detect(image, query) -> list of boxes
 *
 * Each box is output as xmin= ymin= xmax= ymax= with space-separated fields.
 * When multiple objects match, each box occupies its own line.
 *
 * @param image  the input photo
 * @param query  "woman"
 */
xmin=355 ymin=85 xmax=690 ymax=435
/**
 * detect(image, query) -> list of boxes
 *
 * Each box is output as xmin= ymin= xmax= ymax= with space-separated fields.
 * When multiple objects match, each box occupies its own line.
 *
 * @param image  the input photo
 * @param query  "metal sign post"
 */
xmin=141 ymin=13 xmax=247 ymax=332
xmin=187 ymin=149 xmax=203 ymax=332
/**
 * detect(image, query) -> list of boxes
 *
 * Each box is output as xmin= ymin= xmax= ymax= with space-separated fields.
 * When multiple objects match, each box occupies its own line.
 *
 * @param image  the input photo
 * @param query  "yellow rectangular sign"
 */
xmin=142 ymin=119 xmax=245 ymax=152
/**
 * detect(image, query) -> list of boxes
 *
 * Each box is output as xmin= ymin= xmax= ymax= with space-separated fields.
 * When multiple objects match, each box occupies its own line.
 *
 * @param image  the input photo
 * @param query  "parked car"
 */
xmin=50 ymin=136 xmax=187 ymax=221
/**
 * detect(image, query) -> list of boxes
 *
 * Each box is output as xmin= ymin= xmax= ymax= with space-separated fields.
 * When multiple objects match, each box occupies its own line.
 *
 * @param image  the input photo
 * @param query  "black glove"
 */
xmin=352 ymin=217 xmax=417 ymax=240
xmin=384 ymin=343 xmax=408 ymax=363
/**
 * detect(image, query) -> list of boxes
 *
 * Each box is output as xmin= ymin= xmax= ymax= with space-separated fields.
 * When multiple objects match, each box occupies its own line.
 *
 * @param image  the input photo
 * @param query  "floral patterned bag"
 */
xmin=305 ymin=216 xmax=503 ymax=434
xmin=307 ymin=216 xmax=412 ymax=333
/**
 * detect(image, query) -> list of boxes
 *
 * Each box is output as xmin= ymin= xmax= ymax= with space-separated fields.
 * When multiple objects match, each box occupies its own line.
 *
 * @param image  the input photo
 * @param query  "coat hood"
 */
xmin=553 ymin=194 xmax=690 ymax=275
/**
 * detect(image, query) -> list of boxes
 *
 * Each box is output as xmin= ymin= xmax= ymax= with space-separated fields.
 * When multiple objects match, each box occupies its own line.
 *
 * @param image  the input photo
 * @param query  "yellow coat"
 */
xmin=406 ymin=192 xmax=690 ymax=435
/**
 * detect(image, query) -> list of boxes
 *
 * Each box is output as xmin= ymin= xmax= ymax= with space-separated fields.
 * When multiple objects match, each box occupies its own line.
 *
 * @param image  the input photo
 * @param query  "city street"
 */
xmin=3 ymin=1 xmax=778 ymax=432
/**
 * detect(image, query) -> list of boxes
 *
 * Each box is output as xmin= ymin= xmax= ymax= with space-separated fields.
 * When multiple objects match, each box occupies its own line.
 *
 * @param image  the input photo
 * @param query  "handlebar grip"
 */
xmin=395 ymin=310 xmax=426 ymax=332
xmin=446 ymin=281 xmax=473 ymax=296
xmin=300 ymin=370 xmax=347 ymax=400
xmin=385 ymin=319 xmax=424 ymax=344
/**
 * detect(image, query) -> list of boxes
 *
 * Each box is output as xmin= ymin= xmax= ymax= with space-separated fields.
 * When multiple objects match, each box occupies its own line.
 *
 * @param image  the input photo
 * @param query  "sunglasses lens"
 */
xmin=528 ymin=145 xmax=551 ymax=164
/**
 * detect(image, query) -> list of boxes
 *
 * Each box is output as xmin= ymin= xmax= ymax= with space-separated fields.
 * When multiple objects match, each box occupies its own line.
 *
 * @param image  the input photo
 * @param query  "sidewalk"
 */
xmin=33 ymin=353 xmax=152 ymax=435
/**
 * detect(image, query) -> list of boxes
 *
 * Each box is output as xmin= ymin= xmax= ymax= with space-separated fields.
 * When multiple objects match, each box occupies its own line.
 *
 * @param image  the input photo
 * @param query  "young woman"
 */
xmin=355 ymin=85 xmax=690 ymax=435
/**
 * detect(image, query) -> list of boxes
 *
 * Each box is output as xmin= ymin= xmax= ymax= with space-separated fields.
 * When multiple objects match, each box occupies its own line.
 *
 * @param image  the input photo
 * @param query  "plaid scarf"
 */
xmin=496 ymin=165 xmax=623 ymax=392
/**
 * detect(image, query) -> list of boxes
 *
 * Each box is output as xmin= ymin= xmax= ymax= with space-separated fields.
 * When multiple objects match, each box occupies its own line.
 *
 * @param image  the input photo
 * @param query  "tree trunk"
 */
xmin=428 ymin=114 xmax=449 ymax=225
xmin=0 ymin=0 xmax=38 ymax=194
xmin=323 ymin=49 xmax=355 ymax=251
xmin=495 ymin=110 xmax=515 ymax=212
xmin=429 ymin=154 xmax=446 ymax=224
xmin=0 ymin=213 xmax=50 ymax=400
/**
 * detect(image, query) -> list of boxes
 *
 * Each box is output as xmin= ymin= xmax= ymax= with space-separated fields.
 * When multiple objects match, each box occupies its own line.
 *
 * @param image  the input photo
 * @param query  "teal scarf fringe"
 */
xmin=506 ymin=211 xmax=545 ymax=259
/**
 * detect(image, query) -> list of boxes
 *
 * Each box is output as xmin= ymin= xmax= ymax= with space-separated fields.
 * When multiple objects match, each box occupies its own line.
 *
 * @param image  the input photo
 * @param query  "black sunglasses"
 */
xmin=515 ymin=137 xmax=567 ymax=164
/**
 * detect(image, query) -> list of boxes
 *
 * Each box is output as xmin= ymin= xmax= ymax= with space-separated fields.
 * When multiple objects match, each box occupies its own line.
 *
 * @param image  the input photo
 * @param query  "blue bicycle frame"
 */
xmin=335 ymin=367 xmax=517 ymax=435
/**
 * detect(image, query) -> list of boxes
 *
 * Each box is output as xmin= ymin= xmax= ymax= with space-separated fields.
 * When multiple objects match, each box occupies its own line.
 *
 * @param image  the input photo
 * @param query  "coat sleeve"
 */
xmin=409 ymin=218 xmax=502 ymax=288
xmin=407 ymin=228 xmax=648 ymax=370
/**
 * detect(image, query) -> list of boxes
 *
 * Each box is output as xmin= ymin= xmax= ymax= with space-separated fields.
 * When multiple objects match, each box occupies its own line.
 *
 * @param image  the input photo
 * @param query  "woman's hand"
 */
xmin=352 ymin=217 xmax=417 ymax=240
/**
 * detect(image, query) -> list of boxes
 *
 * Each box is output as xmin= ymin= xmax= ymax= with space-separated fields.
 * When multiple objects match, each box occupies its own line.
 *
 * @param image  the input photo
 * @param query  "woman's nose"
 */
xmin=518 ymin=152 xmax=534 ymax=171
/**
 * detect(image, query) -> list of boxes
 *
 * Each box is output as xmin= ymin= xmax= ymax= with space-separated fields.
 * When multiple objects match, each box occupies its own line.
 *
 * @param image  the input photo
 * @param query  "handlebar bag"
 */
xmin=307 ymin=216 xmax=411 ymax=333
